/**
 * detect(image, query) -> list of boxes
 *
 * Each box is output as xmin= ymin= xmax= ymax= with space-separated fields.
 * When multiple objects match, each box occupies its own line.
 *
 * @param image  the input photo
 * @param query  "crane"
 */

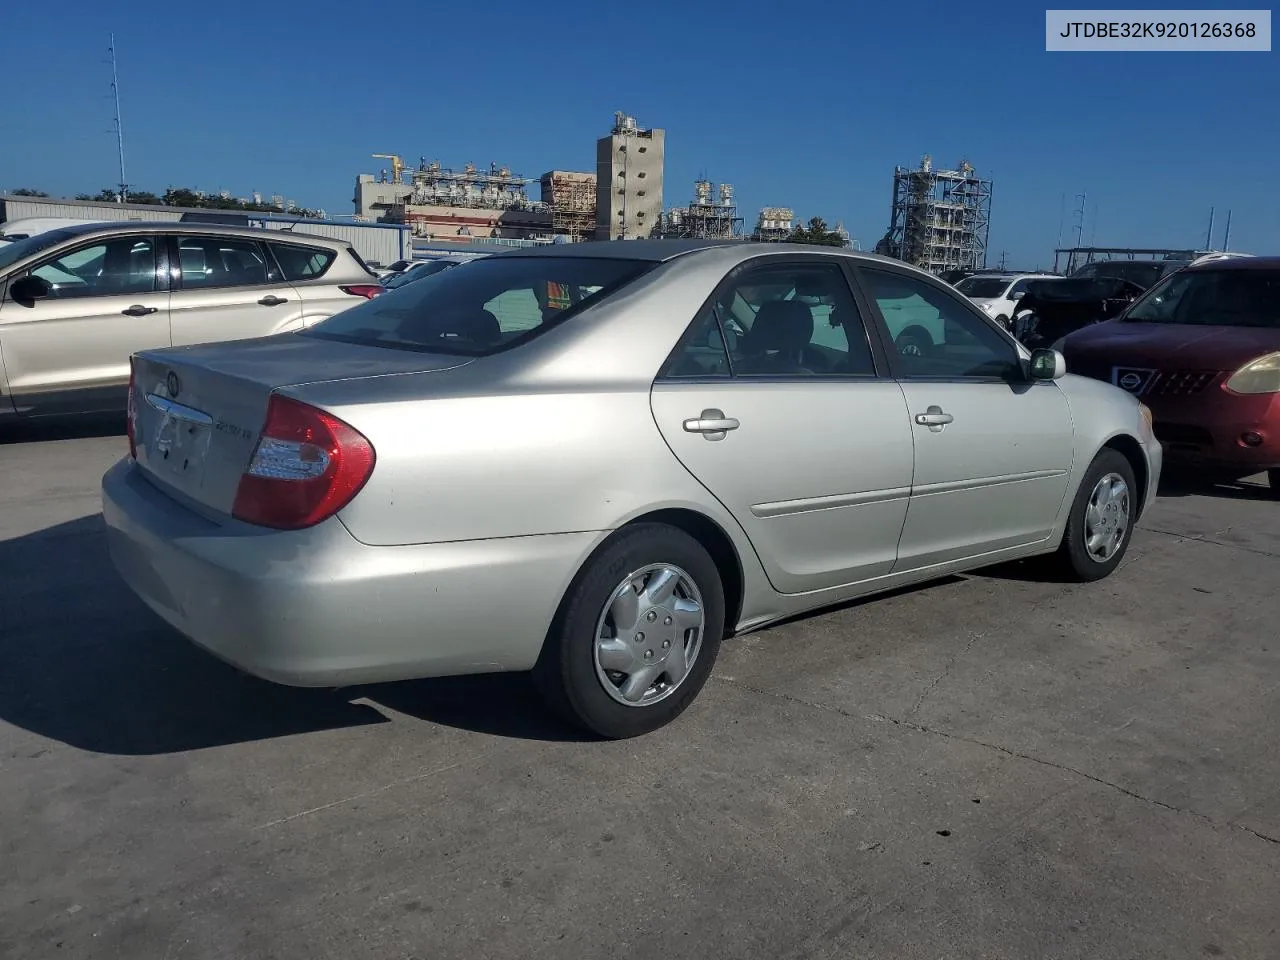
xmin=371 ymin=153 xmax=405 ymax=184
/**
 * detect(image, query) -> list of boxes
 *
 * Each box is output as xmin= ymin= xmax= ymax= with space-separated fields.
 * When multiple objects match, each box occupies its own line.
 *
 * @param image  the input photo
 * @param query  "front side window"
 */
xmin=175 ymin=236 xmax=270 ymax=289
xmin=30 ymin=237 xmax=158 ymax=299
xmin=304 ymin=255 xmax=654 ymax=356
xmin=860 ymin=267 xmax=1020 ymax=380
xmin=1124 ymin=268 xmax=1280 ymax=328
xmin=664 ymin=260 xmax=877 ymax=378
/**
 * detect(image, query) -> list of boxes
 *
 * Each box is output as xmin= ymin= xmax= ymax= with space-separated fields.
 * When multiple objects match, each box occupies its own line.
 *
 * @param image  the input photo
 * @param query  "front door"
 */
xmin=0 ymin=233 xmax=169 ymax=415
xmin=650 ymin=256 xmax=914 ymax=595
xmin=166 ymin=234 xmax=303 ymax=347
xmin=856 ymin=265 xmax=1075 ymax=571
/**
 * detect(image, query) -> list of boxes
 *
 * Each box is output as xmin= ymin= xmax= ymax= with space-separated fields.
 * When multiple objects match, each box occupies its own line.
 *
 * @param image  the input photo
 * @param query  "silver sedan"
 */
xmin=101 ymin=240 xmax=1163 ymax=739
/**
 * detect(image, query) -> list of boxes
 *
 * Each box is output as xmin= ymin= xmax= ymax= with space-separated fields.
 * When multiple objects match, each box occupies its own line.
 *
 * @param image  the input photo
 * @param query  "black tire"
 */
xmin=1053 ymin=448 xmax=1138 ymax=582
xmin=994 ymin=314 xmax=1009 ymax=330
xmin=1268 ymin=468 xmax=1280 ymax=500
xmin=533 ymin=523 xmax=726 ymax=739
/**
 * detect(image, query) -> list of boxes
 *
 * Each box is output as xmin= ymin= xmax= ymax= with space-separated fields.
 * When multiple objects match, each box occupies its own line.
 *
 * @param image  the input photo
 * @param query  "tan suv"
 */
xmin=0 ymin=222 xmax=383 ymax=419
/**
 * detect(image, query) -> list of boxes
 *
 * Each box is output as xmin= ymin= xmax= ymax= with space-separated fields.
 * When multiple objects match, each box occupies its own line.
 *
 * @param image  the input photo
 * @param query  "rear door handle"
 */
xmin=683 ymin=408 xmax=740 ymax=441
xmin=915 ymin=405 xmax=954 ymax=431
xmin=122 ymin=304 xmax=158 ymax=317
xmin=257 ymin=295 xmax=289 ymax=306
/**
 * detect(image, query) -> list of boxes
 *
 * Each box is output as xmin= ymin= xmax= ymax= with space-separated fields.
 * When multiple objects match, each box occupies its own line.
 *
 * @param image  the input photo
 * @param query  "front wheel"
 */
xmin=1053 ymin=448 xmax=1137 ymax=582
xmin=533 ymin=523 xmax=725 ymax=739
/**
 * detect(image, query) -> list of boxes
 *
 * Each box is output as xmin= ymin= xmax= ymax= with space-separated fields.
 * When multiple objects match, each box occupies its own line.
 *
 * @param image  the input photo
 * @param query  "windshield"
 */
xmin=954 ymin=276 xmax=1010 ymax=298
xmin=1123 ymin=268 xmax=1280 ymax=328
xmin=0 ymin=229 xmax=77 ymax=274
xmin=303 ymin=254 xmax=655 ymax=356
xmin=1072 ymin=260 xmax=1172 ymax=289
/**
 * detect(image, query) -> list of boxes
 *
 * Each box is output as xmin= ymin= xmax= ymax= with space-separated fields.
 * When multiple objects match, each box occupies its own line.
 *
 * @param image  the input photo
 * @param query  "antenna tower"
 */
xmin=108 ymin=34 xmax=127 ymax=202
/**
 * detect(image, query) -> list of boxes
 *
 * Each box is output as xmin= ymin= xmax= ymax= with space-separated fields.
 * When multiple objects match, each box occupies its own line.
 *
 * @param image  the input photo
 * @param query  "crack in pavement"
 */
xmin=713 ymin=675 xmax=1280 ymax=849
xmin=906 ymin=630 xmax=985 ymax=719
xmin=1143 ymin=525 xmax=1279 ymax=560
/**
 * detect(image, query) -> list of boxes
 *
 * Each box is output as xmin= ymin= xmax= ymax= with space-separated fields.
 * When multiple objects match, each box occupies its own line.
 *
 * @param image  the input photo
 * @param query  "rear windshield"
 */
xmin=1071 ymin=260 xmax=1171 ymax=288
xmin=1124 ymin=268 xmax=1280 ymax=328
xmin=303 ymin=255 xmax=655 ymax=356
xmin=954 ymin=276 xmax=1010 ymax=298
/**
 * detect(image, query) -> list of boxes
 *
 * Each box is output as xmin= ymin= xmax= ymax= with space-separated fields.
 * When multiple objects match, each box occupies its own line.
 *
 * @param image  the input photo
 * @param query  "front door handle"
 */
xmin=915 ymin=405 xmax=954 ymax=432
xmin=683 ymin=408 xmax=740 ymax=441
xmin=122 ymin=304 xmax=158 ymax=317
xmin=257 ymin=295 xmax=289 ymax=306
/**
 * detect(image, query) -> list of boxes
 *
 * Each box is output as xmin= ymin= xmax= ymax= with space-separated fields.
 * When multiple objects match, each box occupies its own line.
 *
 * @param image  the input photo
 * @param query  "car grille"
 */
xmin=1145 ymin=370 xmax=1221 ymax=396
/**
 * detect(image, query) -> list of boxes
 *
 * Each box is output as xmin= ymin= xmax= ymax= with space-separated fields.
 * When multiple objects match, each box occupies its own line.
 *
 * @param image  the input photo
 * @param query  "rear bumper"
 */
xmin=101 ymin=458 xmax=598 ymax=686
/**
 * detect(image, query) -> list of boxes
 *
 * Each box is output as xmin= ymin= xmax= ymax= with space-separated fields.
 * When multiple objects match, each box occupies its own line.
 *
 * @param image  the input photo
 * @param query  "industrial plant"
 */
xmin=347 ymin=112 xmax=983 ymax=264
xmin=875 ymin=155 xmax=993 ymax=274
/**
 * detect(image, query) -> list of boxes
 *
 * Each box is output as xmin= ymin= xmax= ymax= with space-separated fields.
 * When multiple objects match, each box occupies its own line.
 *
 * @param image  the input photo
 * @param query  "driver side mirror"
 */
xmin=1009 ymin=290 xmax=1025 ymax=301
xmin=9 ymin=274 xmax=52 ymax=305
xmin=1029 ymin=347 xmax=1066 ymax=381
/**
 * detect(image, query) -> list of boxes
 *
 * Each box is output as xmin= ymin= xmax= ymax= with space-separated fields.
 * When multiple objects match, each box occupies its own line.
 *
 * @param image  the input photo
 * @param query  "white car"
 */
xmin=954 ymin=273 xmax=1063 ymax=329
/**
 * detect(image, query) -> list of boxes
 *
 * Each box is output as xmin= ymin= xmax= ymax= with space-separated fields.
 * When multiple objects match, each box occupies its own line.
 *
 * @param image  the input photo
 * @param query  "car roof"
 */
xmin=1185 ymin=255 xmax=1279 ymax=272
xmin=34 ymin=220 xmax=348 ymax=249
xmin=486 ymin=238 xmax=917 ymax=270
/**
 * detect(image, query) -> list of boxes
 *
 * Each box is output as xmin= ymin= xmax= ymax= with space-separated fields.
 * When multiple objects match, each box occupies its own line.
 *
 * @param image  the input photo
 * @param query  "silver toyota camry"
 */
xmin=101 ymin=240 xmax=1163 ymax=739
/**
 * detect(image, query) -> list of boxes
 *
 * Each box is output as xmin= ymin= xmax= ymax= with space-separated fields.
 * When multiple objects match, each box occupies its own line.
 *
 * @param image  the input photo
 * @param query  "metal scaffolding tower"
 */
xmin=659 ymin=180 xmax=744 ymax=239
xmin=877 ymin=155 xmax=992 ymax=275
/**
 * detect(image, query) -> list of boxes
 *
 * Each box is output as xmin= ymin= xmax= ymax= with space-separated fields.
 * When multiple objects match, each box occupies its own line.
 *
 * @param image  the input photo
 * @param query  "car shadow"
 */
xmin=1154 ymin=469 xmax=1273 ymax=502
xmin=0 ymin=514 xmax=593 ymax=755
xmin=0 ymin=414 xmax=127 ymax=445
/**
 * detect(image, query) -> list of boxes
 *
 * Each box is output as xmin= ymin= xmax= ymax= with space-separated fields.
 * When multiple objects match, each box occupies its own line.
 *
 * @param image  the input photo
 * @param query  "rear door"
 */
xmin=855 ymin=265 xmax=1075 ymax=571
xmin=649 ymin=255 xmax=915 ymax=595
xmin=0 ymin=233 xmax=169 ymax=414
xmin=166 ymin=233 xmax=304 ymax=347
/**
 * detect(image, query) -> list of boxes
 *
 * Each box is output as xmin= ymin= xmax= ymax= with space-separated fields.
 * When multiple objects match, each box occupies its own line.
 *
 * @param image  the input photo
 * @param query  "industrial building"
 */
xmin=754 ymin=207 xmax=796 ymax=242
xmin=355 ymin=155 xmax=552 ymax=244
xmin=0 ymin=193 xmax=412 ymax=268
xmin=540 ymin=171 xmax=597 ymax=243
xmin=658 ymin=180 xmax=744 ymax=239
xmin=875 ymin=155 xmax=992 ymax=275
xmin=595 ymin=113 xmax=665 ymax=240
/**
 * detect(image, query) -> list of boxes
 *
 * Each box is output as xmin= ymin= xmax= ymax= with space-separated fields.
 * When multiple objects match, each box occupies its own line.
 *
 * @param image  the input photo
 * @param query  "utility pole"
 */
xmin=1073 ymin=192 xmax=1087 ymax=247
xmin=1222 ymin=210 xmax=1232 ymax=251
xmin=998 ymin=250 xmax=1008 ymax=270
xmin=108 ymin=34 xmax=128 ymax=203
xmin=1205 ymin=206 xmax=1216 ymax=250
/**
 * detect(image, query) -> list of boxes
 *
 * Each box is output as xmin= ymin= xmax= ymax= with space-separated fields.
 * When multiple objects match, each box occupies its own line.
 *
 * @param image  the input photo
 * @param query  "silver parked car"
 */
xmin=101 ymin=240 xmax=1163 ymax=738
xmin=0 ymin=222 xmax=383 ymax=419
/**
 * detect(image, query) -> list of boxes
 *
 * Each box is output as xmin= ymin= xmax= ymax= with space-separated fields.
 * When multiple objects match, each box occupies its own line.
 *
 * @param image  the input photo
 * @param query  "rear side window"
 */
xmin=304 ymin=255 xmax=654 ymax=356
xmin=269 ymin=242 xmax=337 ymax=281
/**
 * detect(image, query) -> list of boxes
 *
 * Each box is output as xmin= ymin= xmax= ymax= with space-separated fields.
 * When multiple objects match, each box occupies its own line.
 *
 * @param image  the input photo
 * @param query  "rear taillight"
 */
xmin=231 ymin=394 xmax=375 ymax=530
xmin=126 ymin=358 xmax=137 ymax=460
xmin=339 ymin=284 xmax=385 ymax=299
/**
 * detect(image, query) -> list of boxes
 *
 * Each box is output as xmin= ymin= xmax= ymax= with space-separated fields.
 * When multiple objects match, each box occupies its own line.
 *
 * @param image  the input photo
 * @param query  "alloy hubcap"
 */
xmin=1084 ymin=472 xmax=1131 ymax=562
xmin=593 ymin=564 xmax=705 ymax=707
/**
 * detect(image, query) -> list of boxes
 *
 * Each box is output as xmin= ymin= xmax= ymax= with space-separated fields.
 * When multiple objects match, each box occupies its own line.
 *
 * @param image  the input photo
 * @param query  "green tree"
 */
xmin=788 ymin=216 xmax=848 ymax=247
xmin=11 ymin=187 xmax=50 ymax=197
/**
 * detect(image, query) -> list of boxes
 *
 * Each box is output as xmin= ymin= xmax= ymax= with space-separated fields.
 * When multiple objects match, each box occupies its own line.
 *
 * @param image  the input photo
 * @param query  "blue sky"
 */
xmin=2 ymin=0 xmax=1274 ymax=267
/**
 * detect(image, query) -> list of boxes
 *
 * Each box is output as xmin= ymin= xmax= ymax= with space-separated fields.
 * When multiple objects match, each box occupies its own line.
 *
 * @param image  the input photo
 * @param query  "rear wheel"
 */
xmin=1053 ymin=448 xmax=1137 ymax=582
xmin=533 ymin=523 xmax=725 ymax=739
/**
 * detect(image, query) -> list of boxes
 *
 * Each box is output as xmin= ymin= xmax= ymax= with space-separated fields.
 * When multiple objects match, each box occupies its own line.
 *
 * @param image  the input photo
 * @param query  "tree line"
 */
xmin=8 ymin=186 xmax=323 ymax=219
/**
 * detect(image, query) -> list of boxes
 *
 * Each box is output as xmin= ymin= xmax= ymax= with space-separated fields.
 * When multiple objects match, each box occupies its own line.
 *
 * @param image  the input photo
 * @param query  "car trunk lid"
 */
xmin=129 ymin=333 xmax=469 ymax=518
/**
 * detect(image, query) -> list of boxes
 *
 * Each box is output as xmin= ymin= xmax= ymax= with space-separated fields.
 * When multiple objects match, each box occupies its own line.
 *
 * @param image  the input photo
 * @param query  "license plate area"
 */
xmin=145 ymin=392 xmax=214 ymax=483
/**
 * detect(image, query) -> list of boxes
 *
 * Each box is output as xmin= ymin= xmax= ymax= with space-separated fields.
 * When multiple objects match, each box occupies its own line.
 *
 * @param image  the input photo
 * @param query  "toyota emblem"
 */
xmin=166 ymin=371 xmax=180 ymax=397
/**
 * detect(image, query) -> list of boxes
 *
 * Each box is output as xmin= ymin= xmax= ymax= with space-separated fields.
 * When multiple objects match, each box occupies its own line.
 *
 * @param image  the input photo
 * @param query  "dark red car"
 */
xmin=1059 ymin=257 xmax=1280 ymax=496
